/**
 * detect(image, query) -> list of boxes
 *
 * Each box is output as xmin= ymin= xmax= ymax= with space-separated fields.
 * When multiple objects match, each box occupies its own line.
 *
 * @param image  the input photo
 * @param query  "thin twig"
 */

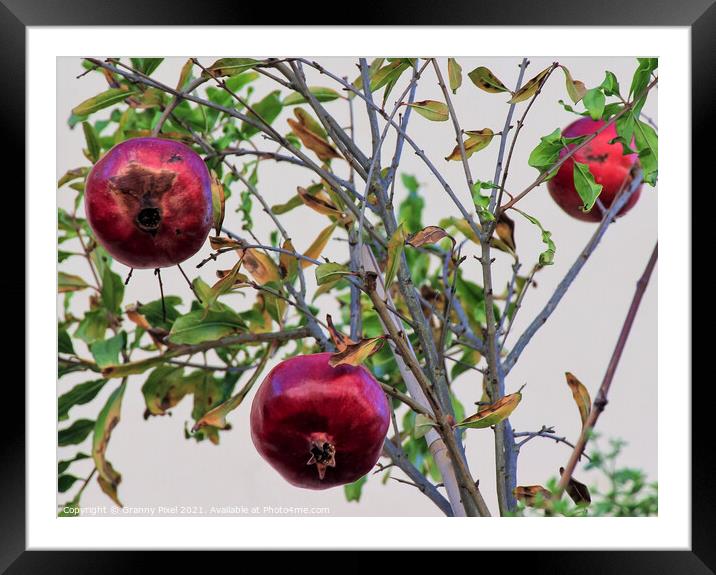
xmin=556 ymin=242 xmax=657 ymax=496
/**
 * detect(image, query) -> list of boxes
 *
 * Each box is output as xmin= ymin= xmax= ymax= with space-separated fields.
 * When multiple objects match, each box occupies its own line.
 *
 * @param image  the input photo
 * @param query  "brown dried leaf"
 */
xmin=328 ymin=336 xmax=385 ymax=367
xmin=296 ymin=186 xmax=344 ymax=218
xmin=559 ymin=467 xmax=592 ymax=506
xmin=566 ymin=372 xmax=591 ymax=428
xmin=326 ymin=314 xmax=356 ymax=352
xmin=406 ymin=225 xmax=454 ymax=250
xmin=494 ymin=212 xmax=516 ymax=252
xmin=513 ymin=485 xmax=552 ymax=507
xmin=209 ymin=236 xmax=242 ymax=250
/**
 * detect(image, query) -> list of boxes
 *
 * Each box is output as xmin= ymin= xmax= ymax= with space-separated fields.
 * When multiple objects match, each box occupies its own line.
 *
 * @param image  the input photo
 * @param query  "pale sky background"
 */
xmin=57 ymin=56 xmax=657 ymax=517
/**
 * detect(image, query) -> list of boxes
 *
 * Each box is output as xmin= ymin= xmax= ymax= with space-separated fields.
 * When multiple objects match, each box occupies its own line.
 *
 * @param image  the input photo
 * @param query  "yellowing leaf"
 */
xmin=448 ymin=58 xmax=462 ymax=94
xmin=508 ymin=66 xmax=552 ymax=104
xmin=288 ymin=115 xmax=341 ymax=162
xmin=210 ymin=172 xmax=226 ymax=236
xmin=561 ymin=65 xmax=586 ymax=104
xmin=296 ymin=186 xmax=345 ymax=219
xmin=210 ymin=257 xmax=247 ymax=301
xmin=240 ymin=249 xmax=281 ymax=285
xmin=456 ymin=387 xmax=524 ymax=429
xmin=513 ymin=485 xmax=552 ymax=507
xmin=279 ymin=239 xmax=298 ymax=280
xmin=413 ymin=413 xmax=437 ymax=439
xmin=293 ymin=108 xmax=328 ymax=139
xmin=565 ymin=372 xmax=591 ymax=428
xmin=72 ymin=86 xmax=138 ymax=116
xmin=326 ymin=314 xmax=357 ymax=352
xmin=58 ymin=272 xmax=90 ymax=293
xmin=406 ymin=100 xmax=449 ymax=122
xmin=92 ymin=380 xmax=126 ymax=507
xmin=468 ymin=66 xmax=509 ymax=93
xmin=559 ymin=467 xmax=592 ymax=506
xmin=202 ymin=57 xmax=259 ymax=78
xmin=445 ymin=128 xmax=494 ymax=161
xmin=176 ymin=58 xmax=194 ymax=90
xmin=384 ymin=222 xmax=406 ymax=288
xmin=301 ymin=222 xmax=337 ymax=268
xmin=328 ymin=336 xmax=385 ymax=367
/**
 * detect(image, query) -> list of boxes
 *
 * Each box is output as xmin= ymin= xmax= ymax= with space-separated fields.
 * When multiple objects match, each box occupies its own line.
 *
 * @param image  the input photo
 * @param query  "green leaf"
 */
xmin=58 ymin=474 xmax=81 ymax=493
xmin=58 ymin=419 xmax=95 ymax=446
xmin=583 ymin=88 xmax=606 ymax=120
xmin=72 ymin=87 xmax=138 ymax=117
xmin=168 ymin=308 xmax=246 ymax=345
xmin=138 ymin=296 xmax=182 ymax=330
xmin=527 ymin=128 xmax=563 ymax=175
xmin=101 ymin=267 xmax=124 ymax=314
xmin=74 ymin=309 xmax=109 ymax=344
xmin=130 ymin=58 xmax=164 ymax=76
xmin=241 ymin=90 xmax=283 ymax=138
xmin=370 ymin=60 xmax=410 ymax=92
xmin=58 ymin=452 xmax=90 ymax=475
xmin=573 ymin=161 xmax=604 ymax=212
xmin=89 ymin=332 xmax=126 ymax=369
xmin=58 ymin=272 xmax=90 ymax=293
xmin=93 ymin=380 xmax=127 ymax=506
xmin=406 ymin=100 xmax=449 ymax=122
xmin=513 ymin=209 xmax=556 ymax=267
xmin=600 ymin=71 xmax=621 ymax=97
xmin=467 ymin=66 xmax=509 ymax=93
xmin=398 ymin=175 xmax=424 ymax=233
xmin=344 ymin=476 xmax=368 ymax=502
xmin=315 ymin=263 xmax=352 ymax=286
xmin=384 ymin=223 xmax=406 ymax=288
xmin=58 ymin=328 xmax=76 ymax=355
xmin=59 ymin=379 xmax=108 ymax=421
xmin=82 ymin=122 xmax=101 ymax=163
xmin=283 ymin=86 xmax=341 ymax=106
xmin=448 ymin=58 xmax=462 ymax=93
xmin=629 ymin=57 xmax=658 ymax=99
xmin=634 ymin=120 xmax=658 ymax=185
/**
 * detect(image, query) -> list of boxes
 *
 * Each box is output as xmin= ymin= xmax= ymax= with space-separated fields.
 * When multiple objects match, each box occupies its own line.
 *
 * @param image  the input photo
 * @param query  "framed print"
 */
xmin=3 ymin=0 xmax=710 ymax=570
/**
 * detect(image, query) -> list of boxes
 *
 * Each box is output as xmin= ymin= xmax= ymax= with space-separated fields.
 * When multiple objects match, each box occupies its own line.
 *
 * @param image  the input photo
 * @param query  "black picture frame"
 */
xmin=3 ymin=0 xmax=710 ymax=570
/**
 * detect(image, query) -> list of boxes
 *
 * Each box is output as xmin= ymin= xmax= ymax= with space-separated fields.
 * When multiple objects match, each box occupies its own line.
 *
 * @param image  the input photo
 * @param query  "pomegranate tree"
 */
xmin=85 ymin=137 xmax=213 ymax=269
xmin=547 ymin=117 xmax=642 ymax=222
xmin=250 ymin=353 xmax=390 ymax=489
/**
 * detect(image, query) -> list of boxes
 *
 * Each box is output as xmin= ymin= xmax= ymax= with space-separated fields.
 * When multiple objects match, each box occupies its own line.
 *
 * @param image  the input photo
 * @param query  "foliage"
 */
xmin=57 ymin=56 xmax=657 ymax=517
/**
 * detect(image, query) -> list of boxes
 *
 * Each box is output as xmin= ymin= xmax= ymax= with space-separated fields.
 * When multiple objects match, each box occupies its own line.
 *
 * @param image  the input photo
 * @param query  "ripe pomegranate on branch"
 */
xmin=57 ymin=56 xmax=658 ymax=518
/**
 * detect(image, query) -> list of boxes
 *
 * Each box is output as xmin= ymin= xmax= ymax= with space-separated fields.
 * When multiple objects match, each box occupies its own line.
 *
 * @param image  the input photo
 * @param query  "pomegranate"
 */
xmin=85 ymin=137 xmax=212 ymax=269
xmin=547 ymin=117 xmax=642 ymax=222
xmin=250 ymin=353 xmax=390 ymax=489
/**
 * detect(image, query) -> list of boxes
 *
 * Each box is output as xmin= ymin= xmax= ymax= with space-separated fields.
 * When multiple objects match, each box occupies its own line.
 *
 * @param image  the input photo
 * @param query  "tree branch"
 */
xmin=556 ymin=242 xmax=657 ymax=496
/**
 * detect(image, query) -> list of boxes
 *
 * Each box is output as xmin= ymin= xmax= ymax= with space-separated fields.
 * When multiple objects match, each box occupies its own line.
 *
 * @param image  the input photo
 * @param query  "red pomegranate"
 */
xmin=250 ymin=353 xmax=390 ymax=489
xmin=547 ymin=117 xmax=642 ymax=222
xmin=85 ymin=137 xmax=212 ymax=269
